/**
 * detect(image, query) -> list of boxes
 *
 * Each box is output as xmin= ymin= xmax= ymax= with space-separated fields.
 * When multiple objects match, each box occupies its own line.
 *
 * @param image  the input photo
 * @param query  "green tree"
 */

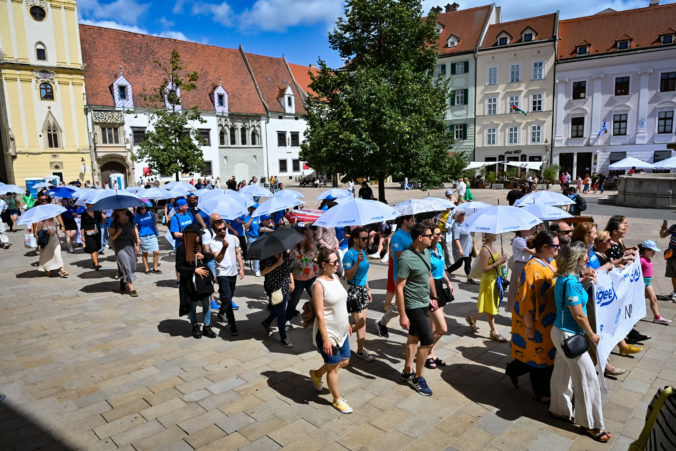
xmin=301 ymin=0 xmax=459 ymax=201
xmin=133 ymin=50 xmax=206 ymax=181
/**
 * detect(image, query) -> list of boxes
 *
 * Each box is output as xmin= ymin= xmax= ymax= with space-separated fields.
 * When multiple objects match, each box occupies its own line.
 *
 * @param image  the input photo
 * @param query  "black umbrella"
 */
xmin=246 ymin=227 xmax=304 ymax=261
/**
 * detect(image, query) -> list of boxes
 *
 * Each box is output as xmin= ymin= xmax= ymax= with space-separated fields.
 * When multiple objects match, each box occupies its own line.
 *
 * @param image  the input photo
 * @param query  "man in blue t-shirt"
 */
xmin=245 ymin=204 xmax=261 ymax=276
xmin=169 ymin=198 xmax=193 ymax=250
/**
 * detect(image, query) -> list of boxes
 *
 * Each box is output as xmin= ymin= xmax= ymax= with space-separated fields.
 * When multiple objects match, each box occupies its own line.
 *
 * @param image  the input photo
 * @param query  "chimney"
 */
xmin=649 ymin=0 xmax=659 ymax=6
xmin=431 ymin=6 xmax=442 ymax=14
xmin=445 ymin=3 xmax=459 ymax=12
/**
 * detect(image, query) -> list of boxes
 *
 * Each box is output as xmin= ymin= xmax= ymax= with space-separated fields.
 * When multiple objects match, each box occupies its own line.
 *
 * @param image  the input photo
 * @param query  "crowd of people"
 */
xmin=1 ymin=175 xmax=674 ymax=444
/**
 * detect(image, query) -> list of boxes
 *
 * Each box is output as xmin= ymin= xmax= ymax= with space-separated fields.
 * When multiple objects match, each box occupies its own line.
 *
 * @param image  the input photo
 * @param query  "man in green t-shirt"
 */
xmin=396 ymin=223 xmax=437 ymax=396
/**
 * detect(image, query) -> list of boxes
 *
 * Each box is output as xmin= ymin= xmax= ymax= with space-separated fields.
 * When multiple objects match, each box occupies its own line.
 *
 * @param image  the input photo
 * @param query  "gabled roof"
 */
xmin=480 ymin=13 xmax=557 ymax=49
xmin=433 ymin=4 xmax=493 ymax=55
xmin=79 ymin=25 xmax=266 ymax=114
xmin=558 ymin=3 xmax=676 ymax=60
xmin=243 ymin=52 xmax=307 ymax=114
xmin=288 ymin=63 xmax=320 ymax=97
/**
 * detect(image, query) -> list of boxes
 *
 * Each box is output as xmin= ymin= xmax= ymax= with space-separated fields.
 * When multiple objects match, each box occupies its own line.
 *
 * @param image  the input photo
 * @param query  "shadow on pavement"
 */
xmin=79 ymin=280 xmax=120 ymax=293
xmin=157 ymin=318 xmax=192 ymax=338
xmin=261 ymin=370 xmax=332 ymax=407
xmin=0 ymin=400 xmax=77 ymax=450
xmin=14 ymin=270 xmax=43 ymax=279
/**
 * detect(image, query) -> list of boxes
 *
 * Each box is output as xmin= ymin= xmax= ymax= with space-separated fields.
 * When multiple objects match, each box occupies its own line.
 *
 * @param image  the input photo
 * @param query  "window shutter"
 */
xmin=463 ymin=89 xmax=468 ymax=104
xmin=464 ymin=61 xmax=469 ymax=73
xmin=450 ymin=124 xmax=455 ymax=135
xmin=462 ymin=124 xmax=467 ymax=140
xmin=450 ymin=63 xmax=456 ymax=75
xmin=450 ymin=91 xmax=455 ymax=106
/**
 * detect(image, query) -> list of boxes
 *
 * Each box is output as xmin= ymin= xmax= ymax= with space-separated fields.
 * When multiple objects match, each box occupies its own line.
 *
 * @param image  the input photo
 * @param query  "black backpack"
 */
xmin=575 ymin=194 xmax=587 ymax=212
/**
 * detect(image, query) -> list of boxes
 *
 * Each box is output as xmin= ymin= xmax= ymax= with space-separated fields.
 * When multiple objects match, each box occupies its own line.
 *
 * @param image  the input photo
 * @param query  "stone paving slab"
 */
xmin=0 ymin=186 xmax=674 ymax=450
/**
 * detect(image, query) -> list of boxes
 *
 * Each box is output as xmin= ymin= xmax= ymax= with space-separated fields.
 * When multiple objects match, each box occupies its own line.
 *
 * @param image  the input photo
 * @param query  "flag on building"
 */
xmin=511 ymin=104 xmax=527 ymax=116
xmin=596 ymin=120 xmax=608 ymax=138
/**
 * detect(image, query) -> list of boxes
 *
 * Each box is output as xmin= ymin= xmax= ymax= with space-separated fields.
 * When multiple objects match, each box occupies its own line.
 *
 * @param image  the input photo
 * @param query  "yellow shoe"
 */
xmin=309 ymin=369 xmax=322 ymax=392
xmin=620 ymin=344 xmax=642 ymax=355
xmin=332 ymin=397 xmax=353 ymax=414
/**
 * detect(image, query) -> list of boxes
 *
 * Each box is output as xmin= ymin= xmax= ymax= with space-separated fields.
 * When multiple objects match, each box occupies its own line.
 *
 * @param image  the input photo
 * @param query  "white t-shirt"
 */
xmin=457 ymin=180 xmax=466 ymax=196
xmin=512 ymin=236 xmax=531 ymax=263
xmin=209 ymin=234 xmax=240 ymax=277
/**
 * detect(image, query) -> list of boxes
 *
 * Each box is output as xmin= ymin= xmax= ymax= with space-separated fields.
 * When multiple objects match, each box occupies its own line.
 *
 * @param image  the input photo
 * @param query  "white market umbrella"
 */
xmin=165 ymin=185 xmax=192 ymax=198
xmin=163 ymin=181 xmax=196 ymax=191
xmin=314 ymin=199 xmax=400 ymax=228
xmin=252 ymin=196 xmax=303 ymax=217
xmin=608 ymin=157 xmax=654 ymax=170
xmin=317 ymin=188 xmax=351 ymax=201
xmin=394 ymin=198 xmax=447 ymax=216
xmin=0 ymin=184 xmax=24 ymax=195
xmin=520 ymin=204 xmax=573 ymax=221
xmin=139 ymin=187 xmax=174 ymax=200
xmin=240 ymin=184 xmax=273 ymax=197
xmin=198 ymin=197 xmax=248 ymax=220
xmin=652 ymin=156 xmax=676 ymax=170
xmin=425 ymin=197 xmax=454 ymax=210
xmin=75 ymin=189 xmax=116 ymax=206
xmin=17 ymin=204 xmax=67 ymax=225
xmin=124 ymin=187 xmax=143 ymax=194
xmin=463 ymin=206 xmax=542 ymax=235
xmin=455 ymin=201 xmax=492 ymax=217
xmin=273 ymin=189 xmax=303 ymax=199
xmin=514 ymin=190 xmax=575 ymax=207
xmin=31 ymin=182 xmax=54 ymax=190
xmin=464 ymin=161 xmax=492 ymax=170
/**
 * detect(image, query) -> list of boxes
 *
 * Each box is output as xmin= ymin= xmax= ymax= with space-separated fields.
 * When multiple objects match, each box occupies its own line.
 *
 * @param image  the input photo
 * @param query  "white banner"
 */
xmin=594 ymin=257 xmax=646 ymax=372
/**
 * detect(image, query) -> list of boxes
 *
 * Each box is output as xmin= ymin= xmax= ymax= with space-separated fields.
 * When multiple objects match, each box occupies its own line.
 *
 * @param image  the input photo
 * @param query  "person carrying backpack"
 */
xmin=566 ymin=187 xmax=586 ymax=216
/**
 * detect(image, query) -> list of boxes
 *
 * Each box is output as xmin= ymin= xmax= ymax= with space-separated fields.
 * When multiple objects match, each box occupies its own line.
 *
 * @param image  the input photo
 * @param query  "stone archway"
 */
xmin=100 ymin=160 xmax=129 ymax=188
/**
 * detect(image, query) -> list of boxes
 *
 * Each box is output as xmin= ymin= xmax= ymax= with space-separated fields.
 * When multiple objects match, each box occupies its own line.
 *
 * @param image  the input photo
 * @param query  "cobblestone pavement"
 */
xmin=1 ymin=186 xmax=674 ymax=450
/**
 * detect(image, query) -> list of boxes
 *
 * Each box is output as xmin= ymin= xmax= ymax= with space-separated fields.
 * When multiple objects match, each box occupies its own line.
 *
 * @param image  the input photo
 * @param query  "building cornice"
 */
xmin=557 ymin=44 xmax=676 ymax=64
xmin=0 ymin=61 xmax=85 ymax=75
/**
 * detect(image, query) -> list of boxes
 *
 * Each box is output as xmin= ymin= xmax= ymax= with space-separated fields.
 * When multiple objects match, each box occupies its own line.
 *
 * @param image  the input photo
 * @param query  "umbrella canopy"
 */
xmin=455 ymin=201 xmax=492 ymax=217
xmin=514 ymin=191 xmax=575 ymax=207
xmin=31 ymin=182 xmax=54 ymax=190
xmin=425 ymin=197 xmax=455 ymax=210
xmin=464 ymin=161 xmax=493 ymax=170
xmin=252 ymin=195 xmax=303 ymax=217
xmin=239 ymin=184 xmax=273 ymax=197
xmin=163 ymin=181 xmax=196 ymax=191
xmin=317 ymin=188 xmax=351 ymax=201
xmin=139 ymin=187 xmax=174 ymax=200
xmin=75 ymin=189 xmax=117 ymax=206
xmin=198 ymin=190 xmax=253 ymax=212
xmin=17 ymin=204 xmax=67 ymax=225
xmin=198 ymin=197 xmax=248 ymax=220
xmin=394 ymin=198 xmax=447 ymax=216
xmin=165 ymin=185 xmax=192 ymax=198
xmin=314 ymin=199 xmax=399 ymax=228
xmin=246 ymin=227 xmax=304 ymax=260
xmin=520 ymin=204 xmax=573 ymax=221
xmin=273 ymin=189 xmax=304 ymax=199
xmin=652 ymin=156 xmax=676 ymax=169
xmin=504 ymin=161 xmax=543 ymax=171
xmin=463 ymin=206 xmax=542 ymax=234
xmin=47 ymin=187 xmax=77 ymax=199
xmin=608 ymin=156 xmax=654 ymax=170
xmin=0 ymin=184 xmax=24 ymax=195
xmin=124 ymin=187 xmax=143 ymax=194
xmin=88 ymin=194 xmax=147 ymax=211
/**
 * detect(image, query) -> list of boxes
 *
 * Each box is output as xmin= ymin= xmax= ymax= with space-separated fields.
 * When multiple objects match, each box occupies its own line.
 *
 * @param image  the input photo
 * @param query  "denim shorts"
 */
xmin=316 ymin=331 xmax=350 ymax=364
xmin=139 ymin=234 xmax=159 ymax=253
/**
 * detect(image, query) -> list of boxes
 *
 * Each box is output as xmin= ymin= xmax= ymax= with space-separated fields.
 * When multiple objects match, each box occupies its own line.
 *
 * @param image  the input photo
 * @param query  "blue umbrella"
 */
xmin=17 ymin=204 xmax=66 ymax=225
xmin=47 ymin=187 xmax=77 ymax=198
xmin=88 ymin=194 xmax=147 ymax=211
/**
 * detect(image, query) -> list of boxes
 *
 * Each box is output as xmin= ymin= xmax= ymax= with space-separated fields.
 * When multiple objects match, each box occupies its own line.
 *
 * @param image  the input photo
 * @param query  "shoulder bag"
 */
xmin=559 ymin=278 xmax=590 ymax=359
xmin=192 ymin=254 xmax=214 ymax=296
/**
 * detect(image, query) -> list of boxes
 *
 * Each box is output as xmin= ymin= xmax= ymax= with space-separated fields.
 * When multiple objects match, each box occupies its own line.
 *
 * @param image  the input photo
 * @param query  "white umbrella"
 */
xmin=124 ymin=187 xmax=143 ymax=194
xmin=608 ymin=157 xmax=654 ymax=170
xmin=139 ymin=187 xmax=174 ymax=200
xmin=425 ymin=197 xmax=454 ymax=210
xmin=464 ymin=206 xmax=542 ymax=234
xmin=334 ymin=196 xmax=356 ymax=205
xmin=314 ymin=199 xmax=400 ymax=228
xmin=198 ymin=197 xmax=248 ymax=220
xmin=514 ymin=191 xmax=575 ymax=207
xmin=0 ymin=184 xmax=24 ymax=195
xmin=520 ymin=204 xmax=573 ymax=221
xmin=165 ymin=185 xmax=191 ymax=198
xmin=317 ymin=188 xmax=351 ymax=201
xmin=394 ymin=198 xmax=447 ymax=216
xmin=273 ymin=189 xmax=303 ymax=199
xmin=240 ymin=184 xmax=273 ymax=197
xmin=75 ymin=189 xmax=116 ymax=206
xmin=31 ymin=182 xmax=54 ymax=190
xmin=252 ymin=196 xmax=303 ymax=217
xmin=455 ymin=201 xmax=492 ymax=217
xmin=17 ymin=204 xmax=67 ymax=225
xmin=198 ymin=190 xmax=253 ymax=211
xmin=163 ymin=181 xmax=196 ymax=191
xmin=652 ymin=156 xmax=676 ymax=169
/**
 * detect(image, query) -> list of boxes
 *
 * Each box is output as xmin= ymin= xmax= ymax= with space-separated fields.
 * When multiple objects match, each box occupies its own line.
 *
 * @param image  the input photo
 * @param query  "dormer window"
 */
xmin=576 ymin=45 xmax=589 ymax=55
xmin=118 ymin=86 xmax=127 ymax=100
xmin=280 ymin=85 xmax=295 ymax=114
xmin=447 ymin=34 xmax=458 ymax=48
xmin=498 ymin=36 xmax=508 ymax=46
xmin=435 ymin=23 xmax=444 ymax=34
xmin=617 ymin=40 xmax=630 ymax=50
xmin=212 ymin=83 xmax=228 ymax=114
xmin=523 ymin=33 xmax=533 ymax=42
xmin=164 ymin=79 xmax=181 ymax=111
xmin=661 ymin=34 xmax=674 ymax=45
xmin=112 ymin=73 xmax=133 ymax=109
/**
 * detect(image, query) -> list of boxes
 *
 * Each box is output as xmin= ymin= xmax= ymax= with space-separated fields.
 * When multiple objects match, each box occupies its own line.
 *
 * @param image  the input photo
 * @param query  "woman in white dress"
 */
xmin=35 ymin=217 xmax=68 ymax=277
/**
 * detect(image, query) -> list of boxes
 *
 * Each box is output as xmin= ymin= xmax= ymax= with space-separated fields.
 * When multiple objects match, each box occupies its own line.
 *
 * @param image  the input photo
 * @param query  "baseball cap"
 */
xmin=187 ymin=193 xmax=196 ymax=198
xmin=641 ymin=240 xmax=660 ymax=252
xmin=445 ymin=189 xmax=454 ymax=196
xmin=175 ymin=198 xmax=187 ymax=207
xmin=249 ymin=203 xmax=259 ymax=209
xmin=260 ymin=214 xmax=271 ymax=220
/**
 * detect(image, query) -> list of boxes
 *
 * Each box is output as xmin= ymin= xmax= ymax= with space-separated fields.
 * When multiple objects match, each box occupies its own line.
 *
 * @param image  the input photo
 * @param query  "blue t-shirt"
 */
xmin=391 ymin=229 xmax=412 ymax=282
xmin=62 ymin=205 xmax=82 ymax=220
xmin=134 ymin=212 xmax=157 ymax=237
xmin=336 ymin=227 xmax=349 ymax=250
xmin=247 ymin=216 xmax=260 ymax=238
xmin=343 ymin=248 xmax=369 ymax=286
xmin=430 ymin=243 xmax=445 ymax=280
xmin=229 ymin=215 xmax=245 ymax=236
xmin=586 ymin=246 xmax=600 ymax=270
xmin=553 ymin=274 xmax=588 ymax=334
xmin=272 ymin=210 xmax=285 ymax=226
xmin=169 ymin=212 xmax=193 ymax=249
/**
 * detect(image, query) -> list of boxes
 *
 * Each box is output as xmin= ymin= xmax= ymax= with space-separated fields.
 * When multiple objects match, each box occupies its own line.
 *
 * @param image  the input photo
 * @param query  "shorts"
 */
xmin=346 ymin=285 xmax=369 ymax=313
xmin=387 ymin=258 xmax=395 ymax=293
xmin=84 ymin=233 xmax=101 ymax=254
xmin=643 ymin=277 xmax=652 ymax=287
xmin=405 ymin=307 xmax=434 ymax=346
xmin=63 ymin=217 xmax=78 ymax=231
xmin=666 ymin=258 xmax=676 ymax=278
xmin=139 ymin=234 xmax=159 ymax=253
xmin=315 ymin=331 xmax=350 ymax=364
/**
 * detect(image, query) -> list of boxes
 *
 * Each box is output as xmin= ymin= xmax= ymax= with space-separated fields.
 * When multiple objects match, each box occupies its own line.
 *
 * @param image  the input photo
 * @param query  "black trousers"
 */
xmin=506 ymin=359 xmax=553 ymax=399
xmin=217 ymin=275 xmax=237 ymax=326
xmin=448 ymin=256 xmax=472 ymax=276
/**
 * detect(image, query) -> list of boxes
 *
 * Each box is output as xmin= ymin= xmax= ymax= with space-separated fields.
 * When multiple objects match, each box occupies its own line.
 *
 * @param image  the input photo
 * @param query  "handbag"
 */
xmin=24 ymin=233 xmax=37 ymax=249
xmin=192 ymin=255 xmax=214 ymax=296
xmin=559 ymin=278 xmax=590 ymax=359
xmin=37 ymin=229 xmax=50 ymax=249
xmin=270 ymin=288 xmax=284 ymax=306
xmin=665 ymin=248 xmax=675 ymax=260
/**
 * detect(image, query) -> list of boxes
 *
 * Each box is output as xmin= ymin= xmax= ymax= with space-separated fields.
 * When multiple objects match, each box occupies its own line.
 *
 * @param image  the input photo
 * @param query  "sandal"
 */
xmin=130 ymin=290 xmax=138 ymax=297
xmin=424 ymin=358 xmax=437 ymax=369
xmin=581 ymin=427 xmax=611 ymax=443
xmin=465 ymin=315 xmax=478 ymax=332
xmin=144 ymin=270 xmax=150 ymax=275
xmin=433 ymin=358 xmax=447 ymax=367
xmin=490 ymin=332 xmax=508 ymax=343
xmin=58 ymin=270 xmax=69 ymax=278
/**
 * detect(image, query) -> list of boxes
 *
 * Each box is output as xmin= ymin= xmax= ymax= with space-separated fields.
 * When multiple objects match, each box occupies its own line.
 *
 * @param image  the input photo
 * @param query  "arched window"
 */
xmin=251 ymin=130 xmax=257 ymax=146
xmin=40 ymin=82 xmax=54 ymax=100
xmin=229 ymin=128 xmax=236 ymax=145
xmin=43 ymin=115 xmax=61 ymax=149
xmin=240 ymin=127 xmax=247 ymax=145
xmin=35 ymin=43 xmax=46 ymax=61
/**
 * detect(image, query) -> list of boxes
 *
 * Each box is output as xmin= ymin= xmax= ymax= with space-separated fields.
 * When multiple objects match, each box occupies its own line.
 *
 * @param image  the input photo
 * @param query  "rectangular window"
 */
xmin=617 ymin=40 xmax=629 ymax=50
xmin=613 ymin=113 xmax=628 ymax=136
xmin=576 ymin=46 xmax=588 ymax=55
xmin=487 ymin=97 xmax=497 ymax=115
xmin=530 ymin=125 xmax=542 ymax=143
xmin=615 ymin=76 xmax=630 ymax=96
xmin=523 ymin=33 xmax=533 ymax=42
xmin=118 ymin=86 xmax=127 ymax=100
xmin=290 ymin=132 xmax=300 ymax=146
xmin=661 ymin=34 xmax=674 ymax=45
xmin=36 ymin=48 xmax=46 ymax=60
xmin=100 ymin=127 xmax=119 ymax=145
xmin=454 ymin=124 xmax=465 ymax=140
xmin=436 ymin=64 xmax=446 ymax=76
xmin=279 ymin=159 xmax=288 ymax=173
xmin=132 ymin=127 xmax=146 ymax=145
xmin=292 ymin=159 xmax=300 ymax=172
xmin=531 ymin=93 xmax=543 ymax=112
xmin=510 ymin=64 xmax=520 ymax=83
xmin=508 ymin=126 xmax=519 ymax=145
xmin=486 ymin=128 xmax=496 ymax=145
xmin=508 ymin=95 xmax=520 ymax=112
xmin=571 ymin=117 xmax=585 ymax=138
xmin=277 ymin=131 xmax=286 ymax=147
xmin=658 ymin=111 xmax=674 ymax=134
xmin=660 ymin=72 xmax=676 ymax=92
xmin=217 ymin=94 xmax=224 ymax=107
xmin=498 ymin=36 xmax=508 ymax=46
xmin=532 ymin=61 xmax=544 ymax=80
xmin=455 ymin=90 xmax=465 ymax=106
xmin=219 ymin=130 xmax=226 ymax=146
xmin=198 ymin=129 xmax=210 ymax=146
xmin=202 ymin=161 xmax=212 ymax=177
xmin=240 ymin=128 xmax=247 ymax=145
xmin=487 ymin=67 xmax=498 ymax=85
xmin=572 ymin=81 xmax=586 ymax=99
xmin=455 ymin=62 xmax=465 ymax=74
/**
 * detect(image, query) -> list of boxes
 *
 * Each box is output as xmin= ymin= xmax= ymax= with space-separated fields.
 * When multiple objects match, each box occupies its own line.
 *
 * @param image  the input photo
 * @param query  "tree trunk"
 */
xmin=377 ymin=175 xmax=386 ymax=203
xmin=175 ymin=171 xmax=179 ymax=181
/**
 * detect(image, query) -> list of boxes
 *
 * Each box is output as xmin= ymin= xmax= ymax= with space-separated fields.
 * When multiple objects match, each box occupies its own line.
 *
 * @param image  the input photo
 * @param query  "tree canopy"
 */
xmin=300 ymin=0 xmax=463 ymax=201
xmin=133 ymin=50 xmax=206 ymax=181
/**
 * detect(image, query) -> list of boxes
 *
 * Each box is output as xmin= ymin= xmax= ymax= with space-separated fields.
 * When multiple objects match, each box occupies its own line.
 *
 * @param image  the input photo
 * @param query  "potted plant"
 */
xmin=542 ymin=164 xmax=560 ymax=189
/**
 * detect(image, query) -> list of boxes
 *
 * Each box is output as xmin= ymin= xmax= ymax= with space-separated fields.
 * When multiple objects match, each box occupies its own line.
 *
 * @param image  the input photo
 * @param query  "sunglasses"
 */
xmin=215 ymin=228 xmax=226 ymax=232
xmin=559 ymin=230 xmax=572 ymax=235
xmin=421 ymin=234 xmax=433 ymax=238
xmin=359 ymin=237 xmax=368 ymax=241
xmin=326 ymin=260 xmax=339 ymax=265
xmin=550 ymin=244 xmax=560 ymax=249
xmin=432 ymin=233 xmax=442 ymax=236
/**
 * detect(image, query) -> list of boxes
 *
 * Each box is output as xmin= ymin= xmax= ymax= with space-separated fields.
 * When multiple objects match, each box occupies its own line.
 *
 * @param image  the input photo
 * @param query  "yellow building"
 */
xmin=0 ymin=0 xmax=90 ymax=186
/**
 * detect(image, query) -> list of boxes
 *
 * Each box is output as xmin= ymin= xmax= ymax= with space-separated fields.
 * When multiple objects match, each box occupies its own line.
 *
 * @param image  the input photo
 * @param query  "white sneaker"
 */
xmin=255 ymin=271 xmax=261 ymax=277
xmin=356 ymin=349 xmax=375 ymax=362
xmin=368 ymin=253 xmax=380 ymax=259
xmin=380 ymin=254 xmax=389 ymax=264
xmin=653 ymin=317 xmax=672 ymax=325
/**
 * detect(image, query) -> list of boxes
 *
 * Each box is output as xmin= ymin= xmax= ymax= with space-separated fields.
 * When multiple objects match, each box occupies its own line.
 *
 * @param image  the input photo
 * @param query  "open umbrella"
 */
xmin=317 ymin=188 xmax=351 ymax=201
xmin=520 ymin=204 xmax=573 ymax=221
xmin=239 ymin=184 xmax=273 ymax=197
xmin=124 ymin=187 xmax=143 ymax=194
xmin=88 ymin=194 xmax=147 ymax=211
xmin=198 ymin=190 xmax=253 ymax=211
xmin=394 ymin=198 xmax=448 ymax=216
xmin=17 ymin=204 xmax=67 ymax=225
xmin=455 ymin=201 xmax=492 ymax=217
xmin=0 ymin=184 xmax=24 ymax=195
xmin=75 ymin=189 xmax=117 ymax=206
xmin=608 ymin=156 xmax=654 ymax=170
xmin=652 ymin=156 xmax=676 ymax=170
xmin=273 ymin=189 xmax=304 ymax=199
xmin=31 ymin=182 xmax=54 ymax=190
xmin=163 ymin=181 xmax=195 ymax=191
xmin=463 ymin=206 xmax=542 ymax=234
xmin=252 ymin=195 xmax=303 ymax=217
xmin=47 ymin=187 xmax=77 ymax=199
xmin=514 ymin=191 xmax=575 ymax=207
xmin=198 ymin=197 xmax=248 ymax=220
xmin=139 ymin=187 xmax=174 ymax=200
xmin=314 ymin=198 xmax=399 ymax=228
xmin=246 ymin=227 xmax=304 ymax=260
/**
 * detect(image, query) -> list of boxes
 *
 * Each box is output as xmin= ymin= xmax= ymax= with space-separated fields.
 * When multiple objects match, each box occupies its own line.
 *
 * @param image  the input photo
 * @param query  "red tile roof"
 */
xmin=288 ymin=63 xmax=319 ymax=97
xmin=558 ymin=3 xmax=676 ymax=60
xmin=79 ymin=25 xmax=266 ymax=114
xmin=243 ymin=52 xmax=307 ymax=114
xmin=480 ymin=13 xmax=557 ymax=49
xmin=433 ymin=5 xmax=493 ymax=55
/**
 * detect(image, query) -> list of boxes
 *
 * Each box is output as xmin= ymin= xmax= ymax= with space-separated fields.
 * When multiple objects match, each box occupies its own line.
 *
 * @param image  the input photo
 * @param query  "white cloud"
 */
xmin=238 ymin=0 xmax=345 ymax=32
xmin=173 ymin=0 xmax=187 ymax=14
xmin=78 ymin=0 xmax=150 ymax=25
xmin=191 ymin=2 xmax=235 ymax=27
xmin=159 ymin=17 xmax=175 ymax=28
xmin=79 ymin=19 xmax=190 ymax=41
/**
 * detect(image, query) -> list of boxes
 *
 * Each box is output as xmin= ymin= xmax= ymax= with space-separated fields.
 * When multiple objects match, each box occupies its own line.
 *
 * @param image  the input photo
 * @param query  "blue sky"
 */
xmin=78 ymin=0 xmax=676 ymax=68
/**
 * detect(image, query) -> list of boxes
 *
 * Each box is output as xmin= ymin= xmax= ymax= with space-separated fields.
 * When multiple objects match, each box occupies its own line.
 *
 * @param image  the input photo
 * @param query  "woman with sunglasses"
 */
xmin=426 ymin=226 xmax=454 ymax=369
xmin=309 ymin=247 xmax=353 ymax=414
xmin=343 ymin=228 xmax=375 ymax=362
xmin=507 ymin=231 xmax=558 ymax=404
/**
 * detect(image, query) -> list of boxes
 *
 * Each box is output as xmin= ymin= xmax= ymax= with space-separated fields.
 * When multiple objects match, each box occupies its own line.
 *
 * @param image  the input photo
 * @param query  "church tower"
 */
xmin=0 ymin=0 xmax=90 ymax=185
